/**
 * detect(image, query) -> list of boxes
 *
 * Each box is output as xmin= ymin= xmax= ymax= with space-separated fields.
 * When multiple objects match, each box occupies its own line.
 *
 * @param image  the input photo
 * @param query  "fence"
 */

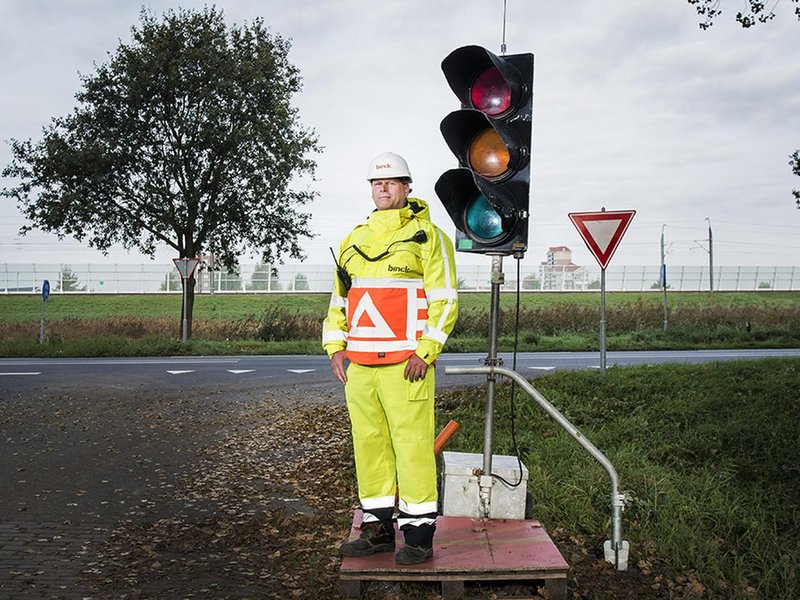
xmin=2 ymin=263 xmax=798 ymax=294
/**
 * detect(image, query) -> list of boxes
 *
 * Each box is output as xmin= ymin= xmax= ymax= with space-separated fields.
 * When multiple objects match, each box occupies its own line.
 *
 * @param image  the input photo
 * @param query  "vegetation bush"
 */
xmin=2 ymin=292 xmax=799 ymax=356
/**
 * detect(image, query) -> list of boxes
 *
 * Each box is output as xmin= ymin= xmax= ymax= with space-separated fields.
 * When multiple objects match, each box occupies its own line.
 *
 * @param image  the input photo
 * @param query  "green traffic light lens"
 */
xmin=471 ymin=67 xmax=511 ymax=117
xmin=465 ymin=194 xmax=503 ymax=241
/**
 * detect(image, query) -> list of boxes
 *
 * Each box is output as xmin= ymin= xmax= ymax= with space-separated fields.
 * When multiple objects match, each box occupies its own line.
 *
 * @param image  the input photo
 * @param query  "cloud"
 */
xmin=1 ymin=0 xmax=797 ymax=269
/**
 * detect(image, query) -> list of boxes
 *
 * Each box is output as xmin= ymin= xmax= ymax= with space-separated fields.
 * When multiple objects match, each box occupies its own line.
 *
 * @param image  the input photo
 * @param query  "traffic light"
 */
xmin=435 ymin=45 xmax=533 ymax=256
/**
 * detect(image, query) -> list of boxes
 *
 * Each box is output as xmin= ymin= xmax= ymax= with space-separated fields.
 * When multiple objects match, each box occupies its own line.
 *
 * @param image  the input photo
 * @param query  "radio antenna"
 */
xmin=501 ymin=0 xmax=508 ymax=55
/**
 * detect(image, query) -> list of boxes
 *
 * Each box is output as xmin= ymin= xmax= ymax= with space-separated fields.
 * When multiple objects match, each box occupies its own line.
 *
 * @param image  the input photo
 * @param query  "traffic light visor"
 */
xmin=435 ymin=167 xmax=524 ymax=253
xmin=471 ymin=67 xmax=511 ymax=117
xmin=442 ymin=45 xmax=524 ymax=114
xmin=441 ymin=111 xmax=521 ymax=180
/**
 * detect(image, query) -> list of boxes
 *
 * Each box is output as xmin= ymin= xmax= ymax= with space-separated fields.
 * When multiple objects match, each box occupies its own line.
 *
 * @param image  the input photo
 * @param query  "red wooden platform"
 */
xmin=339 ymin=511 xmax=568 ymax=599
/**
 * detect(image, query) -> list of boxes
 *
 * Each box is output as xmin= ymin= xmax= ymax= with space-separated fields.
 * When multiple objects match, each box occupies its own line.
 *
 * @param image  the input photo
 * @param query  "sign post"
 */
xmin=173 ymin=258 xmax=201 ymax=344
xmin=39 ymin=279 xmax=50 ymax=344
xmin=569 ymin=209 xmax=636 ymax=373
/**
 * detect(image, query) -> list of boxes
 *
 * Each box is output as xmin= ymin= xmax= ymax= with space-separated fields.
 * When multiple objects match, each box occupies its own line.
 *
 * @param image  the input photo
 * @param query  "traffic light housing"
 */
xmin=435 ymin=45 xmax=533 ymax=256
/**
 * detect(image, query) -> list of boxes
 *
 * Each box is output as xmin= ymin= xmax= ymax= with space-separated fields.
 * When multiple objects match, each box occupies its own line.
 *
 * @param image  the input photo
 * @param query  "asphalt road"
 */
xmin=2 ymin=349 xmax=799 ymax=396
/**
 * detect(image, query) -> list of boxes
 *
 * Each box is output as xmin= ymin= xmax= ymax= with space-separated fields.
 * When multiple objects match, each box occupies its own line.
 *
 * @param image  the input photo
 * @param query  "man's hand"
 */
xmin=330 ymin=350 xmax=348 ymax=384
xmin=404 ymin=353 xmax=429 ymax=382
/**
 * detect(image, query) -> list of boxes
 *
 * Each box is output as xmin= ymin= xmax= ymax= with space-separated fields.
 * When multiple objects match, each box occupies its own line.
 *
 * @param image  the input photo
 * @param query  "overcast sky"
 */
xmin=1 ymin=0 xmax=798 ymax=270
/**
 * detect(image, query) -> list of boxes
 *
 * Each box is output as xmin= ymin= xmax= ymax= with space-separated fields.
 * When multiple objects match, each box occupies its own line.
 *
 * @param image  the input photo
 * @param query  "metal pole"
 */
xmin=39 ymin=299 xmax=46 ymax=344
xmin=661 ymin=225 xmax=669 ymax=332
xmin=600 ymin=268 xmax=607 ymax=373
xmin=480 ymin=255 xmax=504 ymax=517
xmin=180 ymin=259 xmax=189 ymax=344
xmin=181 ymin=283 xmax=188 ymax=343
xmin=500 ymin=0 xmax=508 ymax=54
xmin=706 ymin=218 xmax=714 ymax=292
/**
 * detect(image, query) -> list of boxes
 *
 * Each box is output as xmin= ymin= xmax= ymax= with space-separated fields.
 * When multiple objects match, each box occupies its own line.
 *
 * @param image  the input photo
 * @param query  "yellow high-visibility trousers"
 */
xmin=344 ymin=361 xmax=437 ymax=526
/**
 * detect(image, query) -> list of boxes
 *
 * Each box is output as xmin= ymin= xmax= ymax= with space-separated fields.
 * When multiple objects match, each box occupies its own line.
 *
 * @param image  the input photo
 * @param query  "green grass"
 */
xmin=2 ymin=291 xmax=799 ymax=322
xmin=1 ymin=291 xmax=799 ymax=357
xmin=437 ymin=358 xmax=800 ymax=599
xmin=0 ymin=292 xmax=327 ymax=321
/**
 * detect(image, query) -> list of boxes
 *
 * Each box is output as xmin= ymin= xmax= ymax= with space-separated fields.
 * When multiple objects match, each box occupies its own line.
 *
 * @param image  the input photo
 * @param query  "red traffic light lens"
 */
xmin=470 ymin=67 xmax=511 ymax=117
xmin=468 ymin=129 xmax=510 ymax=179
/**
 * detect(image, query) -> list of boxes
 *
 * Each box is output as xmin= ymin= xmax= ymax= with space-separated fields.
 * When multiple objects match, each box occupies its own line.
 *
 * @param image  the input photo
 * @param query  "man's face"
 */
xmin=371 ymin=178 xmax=409 ymax=211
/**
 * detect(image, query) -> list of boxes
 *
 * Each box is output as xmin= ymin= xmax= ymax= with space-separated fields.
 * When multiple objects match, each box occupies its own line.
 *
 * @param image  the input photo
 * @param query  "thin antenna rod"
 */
xmin=501 ymin=0 xmax=508 ymax=54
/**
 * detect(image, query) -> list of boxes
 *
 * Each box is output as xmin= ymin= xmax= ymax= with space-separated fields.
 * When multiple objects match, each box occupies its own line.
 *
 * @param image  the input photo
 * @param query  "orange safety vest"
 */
xmin=345 ymin=277 xmax=428 ymax=365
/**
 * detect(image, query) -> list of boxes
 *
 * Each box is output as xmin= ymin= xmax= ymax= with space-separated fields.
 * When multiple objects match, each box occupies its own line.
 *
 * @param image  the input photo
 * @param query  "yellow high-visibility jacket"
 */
xmin=322 ymin=198 xmax=458 ymax=366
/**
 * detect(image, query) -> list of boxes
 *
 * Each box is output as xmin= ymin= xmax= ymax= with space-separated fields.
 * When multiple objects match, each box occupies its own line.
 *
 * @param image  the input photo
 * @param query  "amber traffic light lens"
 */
xmin=470 ymin=67 xmax=511 ymax=116
xmin=468 ymin=129 xmax=510 ymax=179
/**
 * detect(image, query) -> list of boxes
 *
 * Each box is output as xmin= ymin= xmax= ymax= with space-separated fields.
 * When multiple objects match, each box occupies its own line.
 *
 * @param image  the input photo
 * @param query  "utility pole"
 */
xmin=706 ymin=218 xmax=714 ymax=292
xmin=660 ymin=225 xmax=668 ymax=332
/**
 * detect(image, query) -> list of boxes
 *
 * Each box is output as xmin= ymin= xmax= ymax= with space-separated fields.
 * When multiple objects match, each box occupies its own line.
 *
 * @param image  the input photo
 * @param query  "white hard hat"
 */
xmin=366 ymin=152 xmax=413 ymax=183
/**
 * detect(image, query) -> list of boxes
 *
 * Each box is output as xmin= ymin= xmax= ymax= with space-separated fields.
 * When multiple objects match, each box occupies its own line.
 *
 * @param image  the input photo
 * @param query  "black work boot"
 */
xmin=395 ymin=544 xmax=433 ymax=565
xmin=340 ymin=520 xmax=395 ymax=557
xmin=396 ymin=522 xmax=435 ymax=565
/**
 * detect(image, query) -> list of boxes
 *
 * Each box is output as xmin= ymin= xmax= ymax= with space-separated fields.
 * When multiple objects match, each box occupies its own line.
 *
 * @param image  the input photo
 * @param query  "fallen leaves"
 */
xmin=83 ymin=394 xmax=356 ymax=598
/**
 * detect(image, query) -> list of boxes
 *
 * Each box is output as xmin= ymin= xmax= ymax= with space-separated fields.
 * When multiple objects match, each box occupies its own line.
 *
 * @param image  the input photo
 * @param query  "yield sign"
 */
xmin=568 ymin=210 xmax=636 ymax=270
xmin=173 ymin=257 xmax=201 ymax=279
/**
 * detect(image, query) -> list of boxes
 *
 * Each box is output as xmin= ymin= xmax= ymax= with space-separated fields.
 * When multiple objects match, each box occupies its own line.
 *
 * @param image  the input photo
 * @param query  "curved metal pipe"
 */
xmin=445 ymin=364 xmax=630 ymax=569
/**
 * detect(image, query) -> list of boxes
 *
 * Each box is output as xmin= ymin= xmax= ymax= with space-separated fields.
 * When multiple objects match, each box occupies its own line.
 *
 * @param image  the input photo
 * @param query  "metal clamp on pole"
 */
xmin=444 ymin=364 xmax=631 ymax=570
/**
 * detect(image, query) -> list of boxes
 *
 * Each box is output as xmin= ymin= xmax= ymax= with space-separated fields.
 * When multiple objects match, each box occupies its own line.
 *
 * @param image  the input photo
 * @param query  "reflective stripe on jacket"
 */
xmin=345 ymin=278 xmax=427 ymax=365
xmin=322 ymin=198 xmax=458 ymax=366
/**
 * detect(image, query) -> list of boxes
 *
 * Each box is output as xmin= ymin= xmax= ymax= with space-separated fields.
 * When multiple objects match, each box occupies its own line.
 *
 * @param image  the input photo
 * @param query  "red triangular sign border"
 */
xmin=568 ymin=210 xmax=636 ymax=270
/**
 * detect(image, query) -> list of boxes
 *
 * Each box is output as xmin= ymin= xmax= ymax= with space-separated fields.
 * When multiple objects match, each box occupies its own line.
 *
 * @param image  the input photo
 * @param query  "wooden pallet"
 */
xmin=339 ymin=512 xmax=568 ymax=599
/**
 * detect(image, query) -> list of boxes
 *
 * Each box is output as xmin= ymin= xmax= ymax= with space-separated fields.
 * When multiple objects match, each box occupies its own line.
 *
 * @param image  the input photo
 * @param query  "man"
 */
xmin=323 ymin=152 xmax=458 ymax=565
